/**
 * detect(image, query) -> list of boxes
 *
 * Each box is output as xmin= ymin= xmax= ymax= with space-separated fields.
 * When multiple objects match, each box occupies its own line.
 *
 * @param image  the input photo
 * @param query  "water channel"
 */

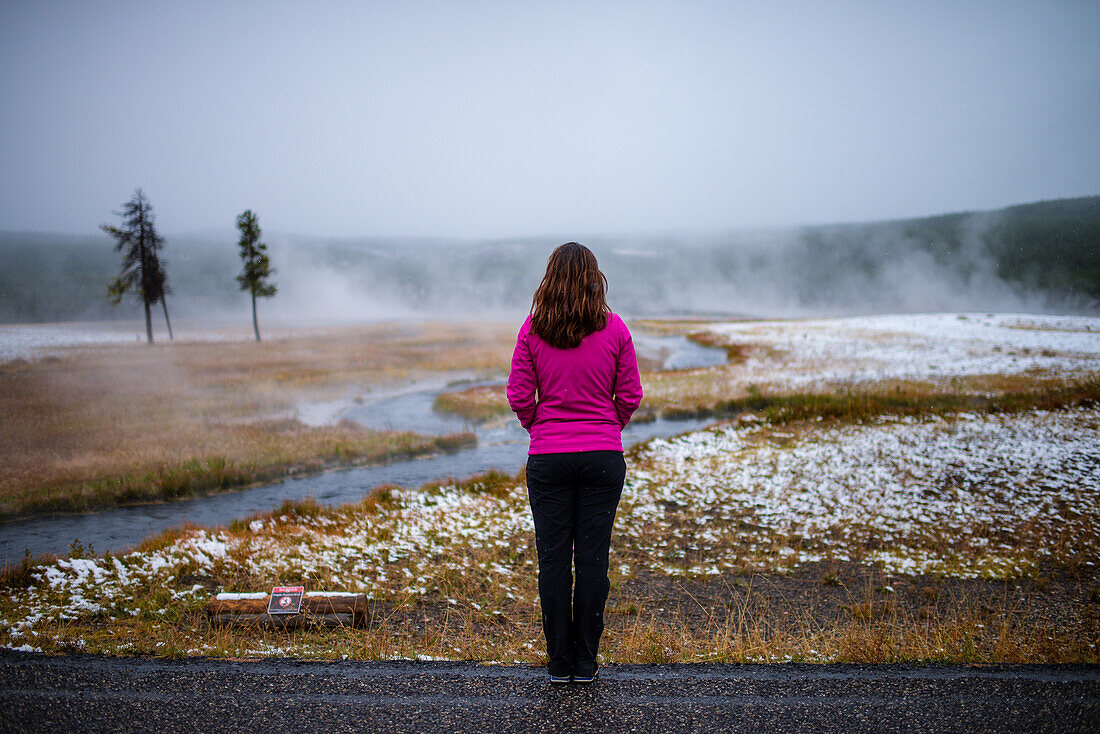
xmin=0 ymin=334 xmax=726 ymax=565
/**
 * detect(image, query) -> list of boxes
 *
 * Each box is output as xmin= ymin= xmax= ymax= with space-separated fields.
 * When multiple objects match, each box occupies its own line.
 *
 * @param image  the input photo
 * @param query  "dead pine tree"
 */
xmin=235 ymin=209 xmax=277 ymax=342
xmin=102 ymin=189 xmax=174 ymax=343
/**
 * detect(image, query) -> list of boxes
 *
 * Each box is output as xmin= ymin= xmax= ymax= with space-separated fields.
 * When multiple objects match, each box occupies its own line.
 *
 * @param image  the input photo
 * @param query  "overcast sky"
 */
xmin=1 ymin=0 xmax=1098 ymax=238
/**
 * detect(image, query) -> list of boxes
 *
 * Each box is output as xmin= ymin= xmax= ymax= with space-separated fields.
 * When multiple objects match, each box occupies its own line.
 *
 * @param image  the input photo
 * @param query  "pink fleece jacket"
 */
xmin=507 ymin=313 xmax=643 ymax=454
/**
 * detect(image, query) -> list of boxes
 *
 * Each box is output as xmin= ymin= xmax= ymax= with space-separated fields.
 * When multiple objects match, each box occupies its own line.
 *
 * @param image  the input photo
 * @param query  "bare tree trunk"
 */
xmin=143 ymin=298 xmax=153 ymax=344
xmin=139 ymin=218 xmax=152 ymax=344
xmin=161 ymin=298 xmax=174 ymax=341
xmin=251 ymin=292 xmax=260 ymax=342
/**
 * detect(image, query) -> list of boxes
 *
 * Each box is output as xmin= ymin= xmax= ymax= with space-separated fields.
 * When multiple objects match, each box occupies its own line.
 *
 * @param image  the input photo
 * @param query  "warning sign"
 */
xmin=268 ymin=586 xmax=304 ymax=615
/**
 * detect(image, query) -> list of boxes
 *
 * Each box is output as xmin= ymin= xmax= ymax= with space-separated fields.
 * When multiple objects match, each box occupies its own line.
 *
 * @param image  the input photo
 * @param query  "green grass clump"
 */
xmin=424 ymin=469 xmax=519 ymax=500
xmin=690 ymin=377 xmax=1100 ymax=425
xmin=0 ymin=429 xmax=479 ymax=520
xmin=432 ymin=386 xmax=513 ymax=423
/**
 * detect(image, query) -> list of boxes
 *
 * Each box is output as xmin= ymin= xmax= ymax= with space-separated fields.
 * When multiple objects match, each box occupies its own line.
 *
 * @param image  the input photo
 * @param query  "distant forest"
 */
xmin=1 ymin=196 xmax=1097 ymax=323
xmin=0 ymin=231 xmax=244 ymax=323
xmin=792 ymin=196 xmax=1100 ymax=310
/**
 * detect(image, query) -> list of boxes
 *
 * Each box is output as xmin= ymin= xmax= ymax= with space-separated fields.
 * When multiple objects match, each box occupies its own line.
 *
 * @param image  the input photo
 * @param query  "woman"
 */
xmin=507 ymin=242 xmax=643 ymax=684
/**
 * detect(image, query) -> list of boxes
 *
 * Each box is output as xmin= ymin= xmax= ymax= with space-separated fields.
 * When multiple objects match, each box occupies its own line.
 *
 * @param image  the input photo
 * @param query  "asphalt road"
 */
xmin=1 ymin=651 xmax=1098 ymax=733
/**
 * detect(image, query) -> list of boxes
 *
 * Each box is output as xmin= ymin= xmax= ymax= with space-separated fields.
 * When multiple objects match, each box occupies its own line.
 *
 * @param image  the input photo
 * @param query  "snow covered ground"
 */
xmin=0 ymin=322 xmax=151 ymax=362
xmin=6 ymin=404 xmax=1097 ymax=654
xmin=623 ymin=406 xmax=1099 ymax=578
xmin=0 ymin=320 xmax=330 ymax=362
xmin=4 ymin=312 xmax=1099 ymax=656
xmin=703 ymin=313 xmax=1100 ymax=388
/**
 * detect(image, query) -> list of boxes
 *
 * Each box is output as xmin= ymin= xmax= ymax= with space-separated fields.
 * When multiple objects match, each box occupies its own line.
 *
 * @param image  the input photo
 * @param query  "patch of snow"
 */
xmin=5 ymin=644 xmax=42 ymax=653
xmin=305 ymin=591 xmax=360 ymax=598
xmin=624 ymin=406 xmax=1100 ymax=577
xmin=705 ymin=312 xmax=1100 ymax=388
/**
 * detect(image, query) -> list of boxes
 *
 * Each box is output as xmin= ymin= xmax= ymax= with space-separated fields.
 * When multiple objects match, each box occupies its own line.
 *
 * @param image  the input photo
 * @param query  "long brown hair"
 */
xmin=530 ymin=242 xmax=610 ymax=349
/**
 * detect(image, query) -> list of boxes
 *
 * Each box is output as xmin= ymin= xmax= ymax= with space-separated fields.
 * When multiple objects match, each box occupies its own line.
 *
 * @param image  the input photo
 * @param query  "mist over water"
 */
xmin=251 ymin=213 xmax=1095 ymax=326
xmin=1 ymin=196 xmax=1097 ymax=328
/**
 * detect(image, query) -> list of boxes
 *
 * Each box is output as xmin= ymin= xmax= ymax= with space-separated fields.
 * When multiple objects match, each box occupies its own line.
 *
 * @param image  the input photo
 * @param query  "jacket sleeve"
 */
xmin=612 ymin=321 xmax=643 ymax=428
xmin=507 ymin=320 xmax=538 ymax=431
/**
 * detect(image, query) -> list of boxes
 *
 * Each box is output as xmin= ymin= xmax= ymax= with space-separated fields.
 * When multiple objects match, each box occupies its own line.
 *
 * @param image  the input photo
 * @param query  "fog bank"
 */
xmin=1 ymin=197 xmax=1097 ymax=326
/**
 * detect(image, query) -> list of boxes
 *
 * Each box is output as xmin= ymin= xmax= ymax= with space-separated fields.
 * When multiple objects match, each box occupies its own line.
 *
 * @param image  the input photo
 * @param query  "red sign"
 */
xmin=268 ymin=586 xmax=304 ymax=615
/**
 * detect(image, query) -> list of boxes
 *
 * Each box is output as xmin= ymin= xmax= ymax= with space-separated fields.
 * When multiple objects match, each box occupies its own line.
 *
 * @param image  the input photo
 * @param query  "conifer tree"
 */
xmin=235 ymin=209 xmax=276 ymax=342
xmin=102 ymin=189 xmax=173 ymax=343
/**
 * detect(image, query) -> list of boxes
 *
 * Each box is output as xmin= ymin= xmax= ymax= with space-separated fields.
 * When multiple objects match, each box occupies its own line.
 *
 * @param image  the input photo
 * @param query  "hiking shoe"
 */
xmin=550 ymin=673 xmax=572 ymax=684
xmin=572 ymin=667 xmax=598 ymax=684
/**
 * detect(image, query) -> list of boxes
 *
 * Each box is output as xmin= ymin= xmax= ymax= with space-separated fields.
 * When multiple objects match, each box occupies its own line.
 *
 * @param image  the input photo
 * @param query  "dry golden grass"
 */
xmin=6 ymin=316 xmax=1099 ymax=663
xmin=430 ymin=359 xmax=1100 ymax=427
xmin=8 ymin=436 xmax=1097 ymax=665
xmin=603 ymin=596 xmax=1096 ymax=664
xmin=0 ymin=321 xmax=513 ymax=517
xmin=336 ymin=315 xmax=1100 ymax=425
xmin=5 ymin=313 xmax=1091 ymax=515
xmin=432 ymin=384 xmax=512 ymax=423
xmin=632 ymin=317 xmax=759 ymax=334
xmin=8 ymin=559 xmax=1095 ymax=664
xmin=640 ymin=368 xmax=1076 ymax=417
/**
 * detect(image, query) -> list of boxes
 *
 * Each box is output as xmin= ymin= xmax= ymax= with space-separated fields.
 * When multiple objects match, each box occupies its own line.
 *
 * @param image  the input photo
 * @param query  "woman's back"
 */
xmin=508 ymin=241 xmax=641 ymax=684
xmin=508 ymin=312 xmax=642 ymax=454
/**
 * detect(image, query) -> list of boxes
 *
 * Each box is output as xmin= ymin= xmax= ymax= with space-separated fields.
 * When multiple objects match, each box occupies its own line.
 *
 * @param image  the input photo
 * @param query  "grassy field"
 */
xmin=6 ymin=313 xmax=1094 ymax=519
xmin=2 ymin=314 xmax=1098 ymax=664
xmin=0 ymin=321 xmax=512 ymax=517
xmin=431 ymin=348 xmax=1100 ymax=429
xmin=433 ymin=384 xmax=511 ymax=423
xmin=2 ymin=385 xmax=1097 ymax=663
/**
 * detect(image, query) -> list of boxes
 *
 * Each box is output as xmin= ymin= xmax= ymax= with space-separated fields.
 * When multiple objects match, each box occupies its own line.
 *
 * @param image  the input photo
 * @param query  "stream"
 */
xmin=0 ymin=334 xmax=726 ymax=565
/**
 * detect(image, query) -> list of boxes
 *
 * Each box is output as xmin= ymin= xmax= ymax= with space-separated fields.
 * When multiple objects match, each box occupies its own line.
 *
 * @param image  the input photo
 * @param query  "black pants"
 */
xmin=525 ymin=450 xmax=626 ymax=678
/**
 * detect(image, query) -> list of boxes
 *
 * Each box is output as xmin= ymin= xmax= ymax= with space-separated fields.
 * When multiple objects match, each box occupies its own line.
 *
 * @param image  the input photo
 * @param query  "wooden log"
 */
xmin=207 ymin=592 xmax=370 ymax=628
xmin=211 ymin=612 xmax=355 ymax=629
xmin=208 ymin=593 xmax=368 ymax=616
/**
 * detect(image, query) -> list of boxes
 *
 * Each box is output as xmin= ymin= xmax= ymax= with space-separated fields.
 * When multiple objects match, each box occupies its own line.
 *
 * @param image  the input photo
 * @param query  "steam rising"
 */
xmin=251 ymin=234 xmax=803 ymax=325
xmin=248 ymin=209 xmax=1091 ymax=325
xmin=2 ymin=196 xmax=1096 ymax=328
